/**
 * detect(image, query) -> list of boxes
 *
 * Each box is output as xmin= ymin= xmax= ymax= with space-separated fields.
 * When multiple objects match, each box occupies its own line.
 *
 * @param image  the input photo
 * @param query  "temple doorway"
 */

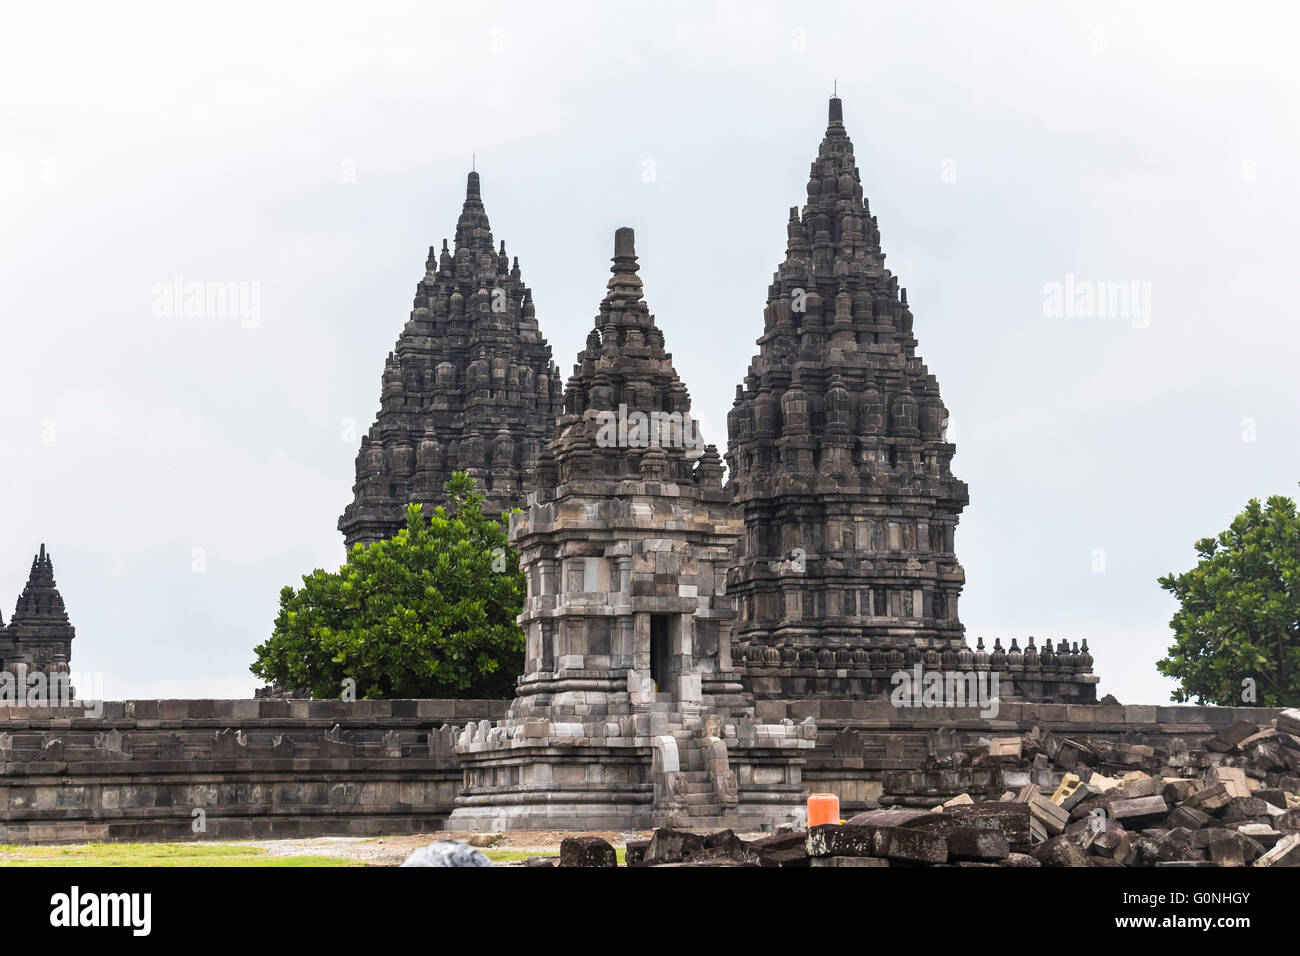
xmin=650 ymin=614 xmax=672 ymax=695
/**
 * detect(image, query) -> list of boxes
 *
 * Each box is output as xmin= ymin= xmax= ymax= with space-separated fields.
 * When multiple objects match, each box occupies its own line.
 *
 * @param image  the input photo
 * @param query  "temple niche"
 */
xmin=338 ymin=171 xmax=564 ymax=548
xmin=0 ymin=545 xmax=75 ymax=688
xmin=725 ymin=97 xmax=1096 ymax=703
xmin=447 ymin=229 xmax=815 ymax=832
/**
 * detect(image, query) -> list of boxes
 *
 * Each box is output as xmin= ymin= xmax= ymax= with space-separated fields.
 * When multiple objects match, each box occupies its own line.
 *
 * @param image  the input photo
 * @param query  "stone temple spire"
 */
xmin=447 ymin=228 xmax=814 ymax=833
xmin=453 ymin=170 xmax=494 ymax=255
xmin=549 ymin=227 xmax=714 ymax=486
xmin=1 ymin=544 xmax=75 ymax=673
xmin=725 ymin=95 xmax=972 ymax=692
xmin=338 ymin=171 xmax=565 ymax=548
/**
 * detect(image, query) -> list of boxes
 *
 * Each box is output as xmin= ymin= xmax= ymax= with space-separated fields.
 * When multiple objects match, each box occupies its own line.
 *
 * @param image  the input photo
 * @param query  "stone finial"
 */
xmin=1039 ymin=638 xmax=1056 ymax=672
xmin=990 ymin=638 xmax=1007 ymax=669
xmin=614 ymin=226 xmax=636 ymax=261
xmin=1024 ymin=636 xmax=1040 ymax=671
xmin=1007 ymin=637 xmax=1023 ymax=669
xmin=1079 ymin=639 xmax=1094 ymax=674
xmin=604 ymin=226 xmax=645 ymax=305
xmin=695 ymin=444 xmax=725 ymax=487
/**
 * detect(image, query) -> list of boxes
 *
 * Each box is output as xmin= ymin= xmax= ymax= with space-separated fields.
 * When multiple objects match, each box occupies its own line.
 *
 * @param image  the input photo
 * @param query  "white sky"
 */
xmin=2 ymin=1 xmax=1297 ymax=703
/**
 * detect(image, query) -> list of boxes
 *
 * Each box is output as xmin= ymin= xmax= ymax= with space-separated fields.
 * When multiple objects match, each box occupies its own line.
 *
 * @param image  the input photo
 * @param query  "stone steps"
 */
xmin=661 ymin=717 xmax=733 ymax=819
xmin=683 ymin=793 xmax=718 ymax=806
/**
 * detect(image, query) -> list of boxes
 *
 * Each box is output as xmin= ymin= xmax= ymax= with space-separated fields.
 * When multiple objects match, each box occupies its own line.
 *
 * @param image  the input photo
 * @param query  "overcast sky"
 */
xmin=2 ymin=1 xmax=1297 ymax=704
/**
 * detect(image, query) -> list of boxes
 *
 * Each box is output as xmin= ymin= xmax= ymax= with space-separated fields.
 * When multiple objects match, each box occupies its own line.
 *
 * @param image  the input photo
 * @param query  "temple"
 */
xmin=448 ymin=229 xmax=815 ymax=832
xmin=338 ymin=171 xmax=565 ymax=548
xmin=0 ymin=98 xmax=1141 ymax=846
xmin=0 ymin=545 xmax=75 ymax=679
xmin=726 ymin=97 xmax=1097 ymax=702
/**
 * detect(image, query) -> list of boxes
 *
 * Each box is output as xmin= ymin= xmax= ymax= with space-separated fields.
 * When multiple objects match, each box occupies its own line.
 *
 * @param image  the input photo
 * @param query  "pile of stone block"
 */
xmin=625 ymin=710 xmax=1300 ymax=868
xmin=553 ymin=785 xmax=1298 ymax=867
xmin=605 ymin=806 xmax=1035 ymax=867
xmin=879 ymin=709 xmax=1300 ymax=866
xmin=538 ymin=830 xmax=769 ymax=867
xmin=533 ymin=711 xmax=1300 ymax=868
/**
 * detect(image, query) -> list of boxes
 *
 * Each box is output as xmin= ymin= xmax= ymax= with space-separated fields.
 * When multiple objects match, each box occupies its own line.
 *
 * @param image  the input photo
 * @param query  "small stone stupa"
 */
xmin=448 ymin=229 xmax=815 ymax=832
xmin=0 ymin=544 xmax=75 ymax=680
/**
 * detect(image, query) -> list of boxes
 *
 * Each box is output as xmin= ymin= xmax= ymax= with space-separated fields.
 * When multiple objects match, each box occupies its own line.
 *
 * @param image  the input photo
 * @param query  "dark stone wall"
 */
xmin=0 ymin=698 xmax=506 ymax=843
xmin=0 ymin=697 xmax=1280 ymax=841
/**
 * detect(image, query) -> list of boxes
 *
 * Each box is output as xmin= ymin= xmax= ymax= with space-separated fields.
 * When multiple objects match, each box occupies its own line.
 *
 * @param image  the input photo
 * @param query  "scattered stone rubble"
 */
xmin=533 ymin=709 xmax=1300 ymax=867
xmin=840 ymin=709 xmax=1300 ymax=867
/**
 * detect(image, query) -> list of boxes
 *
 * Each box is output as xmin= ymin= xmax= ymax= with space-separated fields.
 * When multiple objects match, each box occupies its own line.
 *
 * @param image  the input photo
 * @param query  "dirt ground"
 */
xmin=216 ymin=830 xmax=666 ymax=866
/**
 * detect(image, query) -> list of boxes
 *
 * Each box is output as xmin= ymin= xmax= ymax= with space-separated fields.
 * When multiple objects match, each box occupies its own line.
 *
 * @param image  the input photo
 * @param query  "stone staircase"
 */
xmin=654 ymin=721 xmax=742 ymax=829
xmin=672 ymin=729 xmax=719 ymax=816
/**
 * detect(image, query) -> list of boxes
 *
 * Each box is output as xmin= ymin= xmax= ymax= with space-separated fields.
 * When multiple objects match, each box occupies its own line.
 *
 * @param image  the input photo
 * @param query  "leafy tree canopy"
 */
xmin=1156 ymin=491 xmax=1300 ymax=707
xmin=251 ymin=472 xmax=525 ymax=699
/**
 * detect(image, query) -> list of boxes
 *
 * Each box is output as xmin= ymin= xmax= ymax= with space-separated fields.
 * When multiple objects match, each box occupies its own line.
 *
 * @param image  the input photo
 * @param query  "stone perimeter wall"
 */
xmin=0 ymin=698 xmax=506 ymax=843
xmin=0 ymin=697 xmax=1280 ymax=842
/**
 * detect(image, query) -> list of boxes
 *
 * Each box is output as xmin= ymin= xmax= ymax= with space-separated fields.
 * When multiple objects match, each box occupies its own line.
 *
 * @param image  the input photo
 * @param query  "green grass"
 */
xmin=0 ymin=843 xmax=361 ymax=867
xmin=484 ymin=847 xmax=627 ymax=865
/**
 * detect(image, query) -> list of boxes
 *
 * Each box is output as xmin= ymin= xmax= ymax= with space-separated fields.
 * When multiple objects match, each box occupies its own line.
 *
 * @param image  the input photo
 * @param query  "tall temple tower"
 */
xmin=0 ymin=544 xmax=75 ymax=677
xmin=726 ymin=96 xmax=970 ymax=693
xmin=447 ymin=229 xmax=815 ymax=832
xmin=726 ymin=97 xmax=1096 ymax=703
xmin=338 ymin=171 xmax=565 ymax=548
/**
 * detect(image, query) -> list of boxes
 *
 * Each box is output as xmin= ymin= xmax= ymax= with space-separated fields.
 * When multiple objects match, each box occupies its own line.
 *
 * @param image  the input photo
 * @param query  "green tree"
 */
xmin=251 ymin=473 xmax=525 ymax=699
xmin=1156 ymin=491 xmax=1300 ymax=706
